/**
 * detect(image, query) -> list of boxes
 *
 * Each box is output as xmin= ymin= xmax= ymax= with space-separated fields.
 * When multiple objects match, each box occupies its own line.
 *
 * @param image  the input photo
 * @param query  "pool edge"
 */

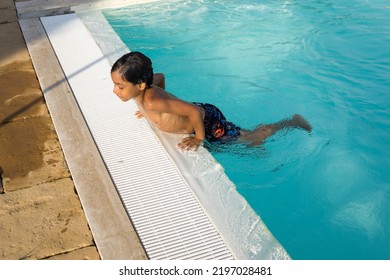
xmin=18 ymin=16 xmax=148 ymax=260
xmin=80 ymin=7 xmax=290 ymax=260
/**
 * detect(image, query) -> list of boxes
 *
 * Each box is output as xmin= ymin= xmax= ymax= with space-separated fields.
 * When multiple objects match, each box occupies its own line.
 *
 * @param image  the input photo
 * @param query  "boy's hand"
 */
xmin=178 ymin=136 xmax=203 ymax=151
xmin=134 ymin=111 xmax=143 ymax=118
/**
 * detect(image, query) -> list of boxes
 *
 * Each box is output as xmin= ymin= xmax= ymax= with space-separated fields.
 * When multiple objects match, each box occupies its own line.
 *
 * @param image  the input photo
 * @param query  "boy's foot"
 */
xmin=291 ymin=114 xmax=312 ymax=133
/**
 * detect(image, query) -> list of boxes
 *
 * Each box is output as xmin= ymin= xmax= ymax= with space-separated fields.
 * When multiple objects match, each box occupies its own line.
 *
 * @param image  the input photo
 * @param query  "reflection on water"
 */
xmin=105 ymin=0 xmax=390 ymax=259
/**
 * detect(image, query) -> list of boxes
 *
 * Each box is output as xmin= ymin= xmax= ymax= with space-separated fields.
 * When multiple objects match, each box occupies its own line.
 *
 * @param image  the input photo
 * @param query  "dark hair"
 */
xmin=111 ymin=52 xmax=154 ymax=88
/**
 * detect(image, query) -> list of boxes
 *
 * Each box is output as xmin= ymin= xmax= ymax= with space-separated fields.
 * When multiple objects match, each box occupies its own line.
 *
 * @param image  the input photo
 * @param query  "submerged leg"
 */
xmin=239 ymin=114 xmax=312 ymax=146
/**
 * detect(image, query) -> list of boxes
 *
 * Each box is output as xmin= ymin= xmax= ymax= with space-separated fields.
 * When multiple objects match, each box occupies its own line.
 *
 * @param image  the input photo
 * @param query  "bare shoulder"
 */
xmin=144 ymin=87 xmax=193 ymax=114
xmin=143 ymin=87 xmax=175 ymax=111
xmin=155 ymin=86 xmax=178 ymax=99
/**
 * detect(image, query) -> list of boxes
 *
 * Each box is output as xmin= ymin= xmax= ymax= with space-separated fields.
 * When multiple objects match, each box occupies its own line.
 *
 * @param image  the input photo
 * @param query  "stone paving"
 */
xmin=0 ymin=0 xmax=100 ymax=260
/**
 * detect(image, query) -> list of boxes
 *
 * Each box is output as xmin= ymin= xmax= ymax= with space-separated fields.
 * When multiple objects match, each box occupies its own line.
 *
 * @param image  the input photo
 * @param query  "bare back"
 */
xmin=134 ymin=86 xmax=200 ymax=134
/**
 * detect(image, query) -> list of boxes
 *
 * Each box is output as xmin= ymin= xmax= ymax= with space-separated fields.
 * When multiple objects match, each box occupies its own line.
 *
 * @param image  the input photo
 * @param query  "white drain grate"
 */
xmin=41 ymin=13 xmax=234 ymax=260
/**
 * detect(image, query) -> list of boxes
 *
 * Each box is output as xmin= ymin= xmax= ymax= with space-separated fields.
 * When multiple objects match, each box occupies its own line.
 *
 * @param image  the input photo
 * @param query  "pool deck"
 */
xmin=0 ymin=0 xmax=146 ymax=260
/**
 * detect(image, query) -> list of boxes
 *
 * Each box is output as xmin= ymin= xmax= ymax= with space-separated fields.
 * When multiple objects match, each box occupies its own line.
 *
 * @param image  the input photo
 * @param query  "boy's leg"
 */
xmin=270 ymin=114 xmax=312 ymax=132
xmin=239 ymin=114 xmax=311 ymax=145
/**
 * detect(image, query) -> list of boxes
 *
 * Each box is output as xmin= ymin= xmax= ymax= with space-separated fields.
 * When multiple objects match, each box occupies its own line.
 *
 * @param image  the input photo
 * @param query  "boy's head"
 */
xmin=111 ymin=52 xmax=154 ymax=88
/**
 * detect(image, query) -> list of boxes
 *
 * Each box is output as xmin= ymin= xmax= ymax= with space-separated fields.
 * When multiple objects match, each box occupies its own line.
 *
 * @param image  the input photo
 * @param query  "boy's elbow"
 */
xmin=153 ymin=73 xmax=165 ymax=89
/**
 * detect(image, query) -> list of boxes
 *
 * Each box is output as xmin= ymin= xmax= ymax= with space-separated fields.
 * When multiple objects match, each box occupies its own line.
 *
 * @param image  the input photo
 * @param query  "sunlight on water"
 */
xmin=104 ymin=0 xmax=390 ymax=259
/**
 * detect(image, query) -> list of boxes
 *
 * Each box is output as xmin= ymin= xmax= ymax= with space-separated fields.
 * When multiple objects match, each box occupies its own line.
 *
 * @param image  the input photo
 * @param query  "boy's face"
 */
xmin=111 ymin=70 xmax=144 ymax=102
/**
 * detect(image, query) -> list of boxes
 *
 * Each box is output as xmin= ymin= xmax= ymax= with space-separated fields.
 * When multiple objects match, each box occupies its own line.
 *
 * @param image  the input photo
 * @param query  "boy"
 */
xmin=110 ymin=52 xmax=311 ymax=151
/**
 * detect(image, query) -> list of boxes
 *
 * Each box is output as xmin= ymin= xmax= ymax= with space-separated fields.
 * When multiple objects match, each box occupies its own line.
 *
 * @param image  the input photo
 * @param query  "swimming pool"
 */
xmin=101 ymin=0 xmax=390 ymax=259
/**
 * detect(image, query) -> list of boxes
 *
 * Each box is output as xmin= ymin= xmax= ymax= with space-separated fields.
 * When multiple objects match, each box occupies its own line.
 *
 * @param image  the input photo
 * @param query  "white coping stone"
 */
xmin=18 ymin=17 xmax=147 ymax=259
xmin=41 ymin=13 xmax=234 ymax=260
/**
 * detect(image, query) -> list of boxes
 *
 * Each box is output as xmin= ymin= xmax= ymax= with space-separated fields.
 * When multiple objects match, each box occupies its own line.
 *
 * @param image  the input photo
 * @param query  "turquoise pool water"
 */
xmin=104 ymin=0 xmax=390 ymax=259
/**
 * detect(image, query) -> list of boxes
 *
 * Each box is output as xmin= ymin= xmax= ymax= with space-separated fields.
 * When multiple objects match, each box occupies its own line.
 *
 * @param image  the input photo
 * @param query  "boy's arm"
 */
xmin=181 ymin=103 xmax=205 ymax=142
xmin=152 ymin=73 xmax=166 ymax=89
xmin=167 ymin=99 xmax=205 ymax=150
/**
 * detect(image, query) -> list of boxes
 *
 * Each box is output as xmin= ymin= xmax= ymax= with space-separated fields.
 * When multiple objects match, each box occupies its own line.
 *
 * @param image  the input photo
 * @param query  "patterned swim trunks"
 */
xmin=192 ymin=102 xmax=241 ymax=142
